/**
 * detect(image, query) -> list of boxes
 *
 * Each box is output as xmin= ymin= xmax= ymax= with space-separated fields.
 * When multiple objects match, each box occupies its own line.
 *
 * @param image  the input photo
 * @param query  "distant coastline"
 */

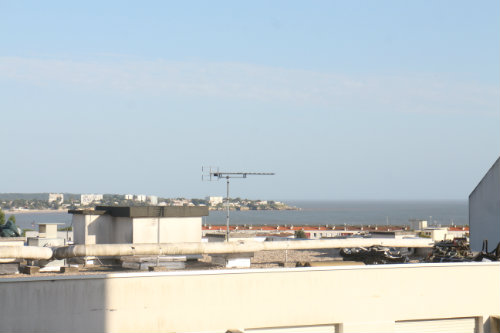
xmin=0 ymin=193 xmax=297 ymax=212
xmin=8 ymin=200 xmax=468 ymax=230
xmin=4 ymin=209 xmax=68 ymax=214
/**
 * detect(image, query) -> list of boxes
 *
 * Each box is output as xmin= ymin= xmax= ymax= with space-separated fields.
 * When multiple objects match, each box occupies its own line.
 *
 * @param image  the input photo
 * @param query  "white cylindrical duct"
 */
xmin=53 ymin=238 xmax=433 ymax=259
xmin=0 ymin=246 xmax=53 ymax=260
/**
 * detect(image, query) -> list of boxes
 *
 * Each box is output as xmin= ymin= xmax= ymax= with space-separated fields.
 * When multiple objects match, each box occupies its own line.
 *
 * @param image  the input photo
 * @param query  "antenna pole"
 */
xmin=226 ymin=176 xmax=230 ymax=241
xmin=201 ymin=168 xmax=274 ymax=242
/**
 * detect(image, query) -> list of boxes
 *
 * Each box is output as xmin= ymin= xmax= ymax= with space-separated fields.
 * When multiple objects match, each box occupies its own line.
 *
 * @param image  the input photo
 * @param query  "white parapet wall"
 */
xmin=0 ymin=262 xmax=499 ymax=333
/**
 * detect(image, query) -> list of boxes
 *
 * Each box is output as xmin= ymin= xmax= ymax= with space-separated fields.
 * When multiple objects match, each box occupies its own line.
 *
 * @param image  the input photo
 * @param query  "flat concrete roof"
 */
xmin=68 ymin=209 xmax=107 ymax=215
xmin=371 ymin=231 xmax=414 ymax=235
xmin=69 ymin=206 xmax=209 ymax=218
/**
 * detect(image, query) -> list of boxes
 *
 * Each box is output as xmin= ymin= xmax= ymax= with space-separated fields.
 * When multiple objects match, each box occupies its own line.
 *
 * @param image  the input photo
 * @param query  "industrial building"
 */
xmin=469 ymin=156 xmax=500 ymax=252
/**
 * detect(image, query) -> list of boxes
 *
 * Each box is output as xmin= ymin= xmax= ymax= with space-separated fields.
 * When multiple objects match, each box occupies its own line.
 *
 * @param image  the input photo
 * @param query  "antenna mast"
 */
xmin=202 ymin=167 xmax=274 ymax=241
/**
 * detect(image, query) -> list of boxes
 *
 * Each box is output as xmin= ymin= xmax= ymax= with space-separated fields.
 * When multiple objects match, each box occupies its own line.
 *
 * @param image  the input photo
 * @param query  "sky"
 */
xmin=0 ymin=1 xmax=498 ymax=200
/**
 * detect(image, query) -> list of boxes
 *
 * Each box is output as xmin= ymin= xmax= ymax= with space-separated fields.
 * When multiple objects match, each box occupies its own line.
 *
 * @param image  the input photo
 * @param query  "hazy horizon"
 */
xmin=0 ymin=192 xmax=470 ymax=203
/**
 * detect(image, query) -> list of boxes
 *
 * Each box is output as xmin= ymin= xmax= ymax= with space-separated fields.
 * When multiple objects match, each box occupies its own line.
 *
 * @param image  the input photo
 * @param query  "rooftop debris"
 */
xmin=426 ymin=238 xmax=472 ymax=262
xmin=474 ymin=240 xmax=500 ymax=262
xmin=339 ymin=246 xmax=408 ymax=265
xmin=425 ymin=238 xmax=500 ymax=263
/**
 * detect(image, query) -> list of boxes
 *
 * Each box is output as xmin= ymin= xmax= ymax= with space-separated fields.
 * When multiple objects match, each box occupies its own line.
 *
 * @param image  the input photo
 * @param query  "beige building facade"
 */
xmin=0 ymin=262 xmax=498 ymax=332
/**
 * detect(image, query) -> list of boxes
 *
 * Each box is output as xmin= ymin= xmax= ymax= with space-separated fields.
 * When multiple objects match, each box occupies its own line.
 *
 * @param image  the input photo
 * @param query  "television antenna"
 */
xmin=202 ymin=167 xmax=274 ymax=241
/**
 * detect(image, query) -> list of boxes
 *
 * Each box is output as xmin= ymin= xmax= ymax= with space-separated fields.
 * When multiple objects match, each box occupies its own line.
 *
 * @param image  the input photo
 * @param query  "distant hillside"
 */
xmin=0 ymin=193 xmax=81 ymax=200
xmin=0 ymin=193 xmax=49 ymax=200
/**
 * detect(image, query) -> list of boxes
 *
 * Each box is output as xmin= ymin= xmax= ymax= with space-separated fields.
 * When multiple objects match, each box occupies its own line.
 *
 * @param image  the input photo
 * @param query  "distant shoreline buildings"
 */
xmin=124 ymin=194 xmax=158 ymax=205
xmin=0 ymin=193 xmax=296 ymax=212
xmin=80 ymin=194 xmax=103 ymax=206
xmin=48 ymin=193 xmax=64 ymax=204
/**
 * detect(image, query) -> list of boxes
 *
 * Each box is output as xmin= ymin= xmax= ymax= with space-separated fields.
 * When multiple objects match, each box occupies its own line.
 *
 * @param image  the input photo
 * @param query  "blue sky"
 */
xmin=0 ymin=1 xmax=498 ymax=200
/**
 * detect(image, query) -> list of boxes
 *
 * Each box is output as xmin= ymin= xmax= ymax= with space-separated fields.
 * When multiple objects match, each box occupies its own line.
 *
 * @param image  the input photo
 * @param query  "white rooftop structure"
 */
xmin=469 ymin=157 xmax=500 ymax=252
xmin=69 ymin=206 xmax=208 ymax=245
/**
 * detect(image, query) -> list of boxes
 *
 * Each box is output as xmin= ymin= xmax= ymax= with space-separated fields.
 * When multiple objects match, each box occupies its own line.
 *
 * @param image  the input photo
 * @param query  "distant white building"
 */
xmin=124 ymin=194 xmax=134 ymax=200
xmin=420 ymin=227 xmax=449 ymax=241
xmin=206 ymin=196 xmax=223 ymax=206
xmin=80 ymin=194 xmax=103 ymax=206
xmin=48 ymin=193 xmax=64 ymax=204
xmin=409 ymin=219 xmax=428 ymax=231
xmin=148 ymin=196 xmax=158 ymax=205
xmin=172 ymin=199 xmax=189 ymax=206
xmin=418 ymin=226 xmax=469 ymax=241
xmin=135 ymin=195 xmax=147 ymax=202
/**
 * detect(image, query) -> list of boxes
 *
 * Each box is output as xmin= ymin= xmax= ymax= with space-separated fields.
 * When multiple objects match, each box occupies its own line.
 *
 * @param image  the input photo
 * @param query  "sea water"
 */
xmin=10 ymin=200 xmax=467 ymax=231
xmin=205 ymin=200 xmax=467 ymax=226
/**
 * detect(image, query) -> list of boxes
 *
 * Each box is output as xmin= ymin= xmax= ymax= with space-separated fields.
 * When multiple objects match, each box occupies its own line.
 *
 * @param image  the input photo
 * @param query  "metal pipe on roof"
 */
xmin=52 ymin=238 xmax=433 ymax=259
xmin=0 ymin=246 xmax=53 ymax=260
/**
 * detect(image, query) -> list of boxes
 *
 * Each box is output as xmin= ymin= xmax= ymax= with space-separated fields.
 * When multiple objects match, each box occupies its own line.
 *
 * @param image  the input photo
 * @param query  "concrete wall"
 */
xmin=73 ymin=215 xmax=201 ymax=245
xmin=132 ymin=217 xmax=201 ymax=243
xmin=73 ymin=215 xmax=114 ymax=245
xmin=470 ymin=157 xmax=500 ymax=252
xmin=87 ymin=215 xmax=114 ymax=245
xmin=112 ymin=217 xmax=132 ymax=243
xmin=160 ymin=217 xmax=201 ymax=243
xmin=75 ymin=215 xmax=131 ymax=244
xmin=0 ymin=262 xmax=498 ymax=333
xmin=73 ymin=214 xmax=87 ymax=244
